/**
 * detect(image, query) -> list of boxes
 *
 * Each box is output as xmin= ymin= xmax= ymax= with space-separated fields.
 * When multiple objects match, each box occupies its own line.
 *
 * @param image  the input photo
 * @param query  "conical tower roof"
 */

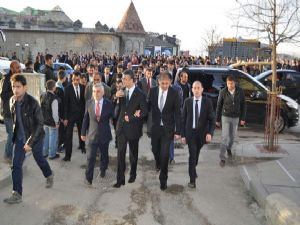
xmin=117 ymin=1 xmax=145 ymax=34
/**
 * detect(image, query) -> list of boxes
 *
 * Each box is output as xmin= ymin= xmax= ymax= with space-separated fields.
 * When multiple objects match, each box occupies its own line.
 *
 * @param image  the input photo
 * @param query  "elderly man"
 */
xmin=81 ymin=83 xmax=114 ymax=185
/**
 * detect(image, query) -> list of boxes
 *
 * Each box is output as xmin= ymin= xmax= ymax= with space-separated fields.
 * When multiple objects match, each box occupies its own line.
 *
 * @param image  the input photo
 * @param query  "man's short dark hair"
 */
xmin=123 ymin=69 xmax=135 ymax=80
xmin=146 ymin=68 xmax=153 ymax=72
xmin=45 ymin=54 xmax=53 ymax=61
xmin=80 ymin=74 xmax=87 ymax=79
xmin=59 ymin=66 xmax=65 ymax=71
xmin=87 ymin=64 xmax=95 ymax=69
xmin=73 ymin=71 xmax=81 ymax=77
xmin=226 ymin=75 xmax=235 ymax=82
xmin=10 ymin=74 xmax=27 ymax=86
xmin=46 ymin=79 xmax=56 ymax=91
xmin=25 ymin=60 xmax=33 ymax=67
xmin=57 ymin=70 xmax=66 ymax=80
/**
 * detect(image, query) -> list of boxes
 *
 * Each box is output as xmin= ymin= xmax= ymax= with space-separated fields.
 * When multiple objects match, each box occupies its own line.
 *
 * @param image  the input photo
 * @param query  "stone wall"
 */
xmin=0 ymin=30 xmax=120 ymax=61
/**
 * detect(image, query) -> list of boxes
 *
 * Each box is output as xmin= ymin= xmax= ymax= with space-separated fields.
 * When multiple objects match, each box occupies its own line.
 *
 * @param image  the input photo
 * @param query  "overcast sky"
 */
xmin=1 ymin=0 xmax=299 ymax=57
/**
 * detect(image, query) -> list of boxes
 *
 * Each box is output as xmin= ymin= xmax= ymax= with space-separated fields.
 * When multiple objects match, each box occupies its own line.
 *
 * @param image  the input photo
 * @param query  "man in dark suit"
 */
xmin=113 ymin=69 xmax=147 ymax=188
xmin=81 ymin=83 xmax=113 ymax=185
xmin=103 ymin=65 xmax=113 ymax=87
xmin=137 ymin=68 xmax=157 ymax=136
xmin=148 ymin=71 xmax=181 ymax=191
xmin=181 ymin=81 xmax=216 ymax=188
xmin=63 ymin=71 xmax=86 ymax=161
xmin=85 ymin=71 xmax=111 ymax=101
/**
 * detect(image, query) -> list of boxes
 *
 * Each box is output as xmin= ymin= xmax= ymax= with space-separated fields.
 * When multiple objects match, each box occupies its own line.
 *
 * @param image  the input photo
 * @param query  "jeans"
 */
xmin=219 ymin=116 xmax=239 ymax=161
xmin=43 ymin=125 xmax=58 ymax=158
xmin=12 ymin=138 xmax=52 ymax=195
xmin=3 ymin=117 xmax=13 ymax=160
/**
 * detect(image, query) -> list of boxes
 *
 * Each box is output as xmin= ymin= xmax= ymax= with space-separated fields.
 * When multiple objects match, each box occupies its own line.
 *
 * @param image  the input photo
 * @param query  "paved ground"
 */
xmin=0 ymin=124 xmax=266 ymax=225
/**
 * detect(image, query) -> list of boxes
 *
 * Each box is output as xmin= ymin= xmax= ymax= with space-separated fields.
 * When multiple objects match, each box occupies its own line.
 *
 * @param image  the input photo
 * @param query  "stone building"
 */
xmin=0 ymin=2 xmax=180 ymax=62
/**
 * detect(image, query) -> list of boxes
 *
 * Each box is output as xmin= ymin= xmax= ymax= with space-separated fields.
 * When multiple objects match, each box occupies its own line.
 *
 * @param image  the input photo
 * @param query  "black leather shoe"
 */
xmin=63 ymin=157 xmax=70 ymax=162
xmin=160 ymin=183 xmax=167 ymax=191
xmin=113 ymin=181 xmax=125 ymax=188
xmin=188 ymin=182 xmax=196 ymax=188
xmin=81 ymin=148 xmax=86 ymax=154
xmin=100 ymin=170 xmax=106 ymax=178
xmin=128 ymin=177 xmax=136 ymax=183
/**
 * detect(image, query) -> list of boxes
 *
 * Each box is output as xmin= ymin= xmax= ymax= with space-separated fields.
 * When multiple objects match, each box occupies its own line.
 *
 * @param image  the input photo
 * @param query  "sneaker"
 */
xmin=3 ymin=191 xmax=22 ymax=204
xmin=188 ymin=182 xmax=196 ymax=188
xmin=46 ymin=172 xmax=54 ymax=188
xmin=84 ymin=179 xmax=92 ymax=187
xmin=169 ymin=159 xmax=175 ymax=165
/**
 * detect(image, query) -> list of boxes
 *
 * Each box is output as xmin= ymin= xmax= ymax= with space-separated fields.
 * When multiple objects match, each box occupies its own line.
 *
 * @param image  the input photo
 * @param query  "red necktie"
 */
xmin=96 ymin=101 xmax=100 ymax=121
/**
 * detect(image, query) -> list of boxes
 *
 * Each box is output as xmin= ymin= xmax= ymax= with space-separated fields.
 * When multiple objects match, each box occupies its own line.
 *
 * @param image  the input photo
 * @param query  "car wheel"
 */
xmin=274 ymin=114 xmax=286 ymax=133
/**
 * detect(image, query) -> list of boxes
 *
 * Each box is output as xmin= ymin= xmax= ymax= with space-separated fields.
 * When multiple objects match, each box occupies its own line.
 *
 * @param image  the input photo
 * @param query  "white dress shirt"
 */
xmin=73 ymin=84 xmax=80 ymax=99
xmin=158 ymin=88 xmax=168 ymax=125
xmin=126 ymin=85 xmax=135 ymax=100
xmin=193 ymin=96 xmax=202 ymax=129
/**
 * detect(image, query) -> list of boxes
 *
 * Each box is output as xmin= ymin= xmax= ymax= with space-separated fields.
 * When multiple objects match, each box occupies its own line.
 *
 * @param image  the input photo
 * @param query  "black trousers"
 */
xmin=187 ymin=130 xmax=203 ymax=183
xmin=85 ymin=141 xmax=109 ymax=183
xmin=151 ymin=126 xmax=172 ymax=185
xmin=116 ymin=133 xmax=139 ymax=183
xmin=64 ymin=117 xmax=84 ymax=160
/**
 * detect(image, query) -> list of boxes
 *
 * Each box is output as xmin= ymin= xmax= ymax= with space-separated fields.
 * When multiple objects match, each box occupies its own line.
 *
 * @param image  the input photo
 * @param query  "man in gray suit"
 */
xmin=81 ymin=83 xmax=114 ymax=185
xmin=137 ymin=68 xmax=157 ymax=136
xmin=85 ymin=71 xmax=111 ymax=101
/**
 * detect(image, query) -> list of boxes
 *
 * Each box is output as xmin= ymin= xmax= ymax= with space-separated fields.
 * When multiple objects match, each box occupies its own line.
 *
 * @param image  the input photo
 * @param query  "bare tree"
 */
xmin=233 ymin=0 xmax=300 ymax=150
xmin=82 ymin=31 xmax=99 ymax=52
xmin=202 ymin=26 xmax=222 ymax=58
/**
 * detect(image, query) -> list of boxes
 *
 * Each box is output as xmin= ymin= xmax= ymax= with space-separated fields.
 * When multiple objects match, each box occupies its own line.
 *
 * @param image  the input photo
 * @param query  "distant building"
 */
xmin=0 ymin=2 xmax=180 ymax=61
xmin=209 ymin=37 xmax=271 ymax=61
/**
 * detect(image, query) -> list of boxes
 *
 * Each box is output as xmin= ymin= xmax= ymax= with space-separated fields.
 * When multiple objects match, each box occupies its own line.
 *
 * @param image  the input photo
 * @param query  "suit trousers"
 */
xmin=85 ymin=141 xmax=109 ymax=183
xmin=65 ymin=117 xmax=84 ymax=160
xmin=187 ymin=130 xmax=203 ymax=183
xmin=116 ymin=133 xmax=139 ymax=183
xmin=151 ymin=126 xmax=172 ymax=185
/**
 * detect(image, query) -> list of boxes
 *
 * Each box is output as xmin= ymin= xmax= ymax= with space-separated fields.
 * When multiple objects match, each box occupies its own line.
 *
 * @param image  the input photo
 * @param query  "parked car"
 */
xmin=0 ymin=58 xmax=25 ymax=74
xmin=254 ymin=69 xmax=300 ymax=103
xmin=39 ymin=62 xmax=73 ymax=78
xmin=176 ymin=66 xmax=299 ymax=132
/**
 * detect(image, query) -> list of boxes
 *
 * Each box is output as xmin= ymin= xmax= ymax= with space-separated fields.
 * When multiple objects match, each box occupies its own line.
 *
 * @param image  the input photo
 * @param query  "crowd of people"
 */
xmin=0 ymin=50 xmax=275 ymax=204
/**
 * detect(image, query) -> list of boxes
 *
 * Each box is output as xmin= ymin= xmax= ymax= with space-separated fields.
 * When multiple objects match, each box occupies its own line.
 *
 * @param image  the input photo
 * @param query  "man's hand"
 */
xmin=206 ymin=134 xmax=212 ymax=143
xmin=24 ymin=144 xmax=32 ymax=152
xmin=124 ymin=115 xmax=129 ymax=122
xmin=116 ymin=90 xmax=125 ymax=98
xmin=174 ymin=134 xmax=181 ymax=140
xmin=240 ymin=120 xmax=245 ymax=126
xmin=81 ymin=136 xmax=86 ymax=142
xmin=181 ymin=137 xmax=186 ymax=145
xmin=216 ymin=122 xmax=221 ymax=128
xmin=134 ymin=110 xmax=141 ymax=118
xmin=63 ymin=120 xmax=68 ymax=127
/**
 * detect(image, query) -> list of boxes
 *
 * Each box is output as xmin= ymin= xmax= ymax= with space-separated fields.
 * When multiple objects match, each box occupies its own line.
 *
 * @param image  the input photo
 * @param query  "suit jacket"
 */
xmin=148 ymin=86 xmax=181 ymax=138
xmin=103 ymin=73 xmax=114 ymax=87
xmin=81 ymin=98 xmax=113 ymax=144
xmin=181 ymin=96 xmax=216 ymax=143
xmin=64 ymin=84 xmax=85 ymax=121
xmin=137 ymin=77 xmax=157 ymax=98
xmin=85 ymin=82 xmax=111 ymax=101
xmin=115 ymin=87 xmax=148 ymax=140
